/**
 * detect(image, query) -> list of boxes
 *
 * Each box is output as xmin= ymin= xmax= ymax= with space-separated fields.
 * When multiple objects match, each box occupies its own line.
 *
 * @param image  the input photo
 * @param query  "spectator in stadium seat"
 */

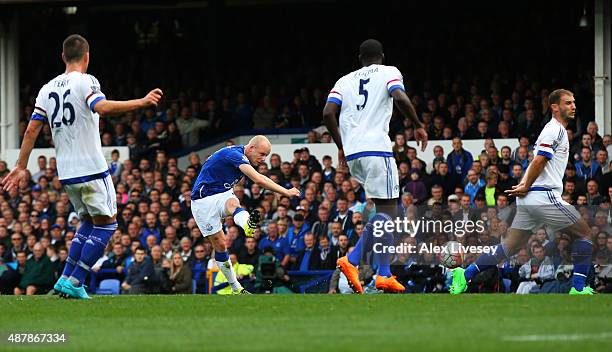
xmin=332 ymin=197 xmax=354 ymax=234
xmin=311 ymin=206 xmax=331 ymax=240
xmin=122 ymin=246 xmax=154 ymax=294
xmin=176 ymin=106 xmax=209 ymax=147
xmin=100 ymin=243 xmax=128 ymax=279
xmin=334 ymin=234 xmax=350 ymax=260
xmin=575 ymin=147 xmax=603 ymax=183
xmin=464 ymin=169 xmax=484 ymax=205
xmin=311 ymin=235 xmax=337 ymax=271
xmin=31 ymin=155 xmax=47 ymax=183
xmin=238 ymin=237 xmax=261 ymax=268
xmin=329 ymin=221 xmax=343 ymax=247
xmin=14 ymin=243 xmax=55 ymax=295
xmin=179 ymin=237 xmax=193 ymax=265
xmin=429 ymin=162 xmax=454 ymax=199
xmin=140 ymin=212 xmax=159 ymax=247
xmin=594 ymin=211 xmax=612 ymax=234
xmin=8 ymin=233 xmax=27 ymax=262
xmin=516 ymin=243 xmax=555 ymax=294
xmin=571 ymin=133 xmax=595 ymax=162
xmin=259 ymin=221 xmax=290 ymax=267
xmin=447 ymin=137 xmax=473 ymax=187
xmin=298 ymin=147 xmax=322 ymax=173
xmin=585 ymin=180 xmax=604 ymax=206
xmin=595 ymin=150 xmax=609 ymax=175
xmin=252 ymin=95 xmax=276 ymax=129
xmin=293 ymin=232 xmax=316 ymax=271
xmin=168 ymin=252 xmax=192 ymax=294
xmin=456 ymin=117 xmax=470 ymax=139
xmin=393 ymin=133 xmax=408 ymax=164
xmin=475 ymin=172 xmax=502 ymax=207
xmin=148 ymin=245 xmax=169 ymax=293
xmin=286 ymin=214 xmax=309 ymax=255
xmin=404 ymin=169 xmax=427 ymax=204
xmin=0 ymin=251 xmax=27 ymax=294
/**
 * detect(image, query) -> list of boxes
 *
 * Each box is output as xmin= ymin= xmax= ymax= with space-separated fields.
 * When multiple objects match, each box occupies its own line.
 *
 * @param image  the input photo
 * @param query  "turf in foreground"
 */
xmin=1 ymin=294 xmax=611 ymax=352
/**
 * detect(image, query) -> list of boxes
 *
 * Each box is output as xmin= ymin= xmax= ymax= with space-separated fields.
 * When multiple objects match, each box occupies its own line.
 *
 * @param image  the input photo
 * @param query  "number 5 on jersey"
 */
xmin=357 ymin=78 xmax=369 ymax=111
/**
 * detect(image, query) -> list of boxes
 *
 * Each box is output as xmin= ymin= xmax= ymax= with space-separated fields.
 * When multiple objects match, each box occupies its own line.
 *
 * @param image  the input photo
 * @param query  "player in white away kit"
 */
xmin=1 ymin=34 xmax=162 ymax=299
xmin=323 ymin=39 xmax=428 ymax=293
xmin=450 ymin=89 xmax=595 ymax=295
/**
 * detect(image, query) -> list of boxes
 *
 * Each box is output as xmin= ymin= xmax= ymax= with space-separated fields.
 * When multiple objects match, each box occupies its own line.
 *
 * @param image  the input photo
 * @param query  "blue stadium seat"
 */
xmin=96 ymin=279 xmax=121 ymax=295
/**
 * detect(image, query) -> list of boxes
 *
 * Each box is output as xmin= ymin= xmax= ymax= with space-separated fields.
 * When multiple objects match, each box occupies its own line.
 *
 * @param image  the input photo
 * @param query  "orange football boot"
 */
xmin=336 ymin=256 xmax=363 ymax=294
xmin=375 ymin=275 xmax=405 ymax=293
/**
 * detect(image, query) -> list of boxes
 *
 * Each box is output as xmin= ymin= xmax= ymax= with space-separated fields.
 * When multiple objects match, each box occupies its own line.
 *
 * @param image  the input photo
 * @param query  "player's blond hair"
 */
xmin=247 ymin=135 xmax=271 ymax=149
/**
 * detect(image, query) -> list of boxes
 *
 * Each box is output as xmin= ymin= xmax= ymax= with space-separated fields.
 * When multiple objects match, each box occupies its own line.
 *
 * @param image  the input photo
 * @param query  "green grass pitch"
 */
xmin=1 ymin=295 xmax=611 ymax=351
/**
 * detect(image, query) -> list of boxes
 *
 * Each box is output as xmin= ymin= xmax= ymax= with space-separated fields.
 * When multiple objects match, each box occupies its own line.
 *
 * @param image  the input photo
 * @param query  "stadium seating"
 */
xmin=96 ymin=279 xmax=121 ymax=295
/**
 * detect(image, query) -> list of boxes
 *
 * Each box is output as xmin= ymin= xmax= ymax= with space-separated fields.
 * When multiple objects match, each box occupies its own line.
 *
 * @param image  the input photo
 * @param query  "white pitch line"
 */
xmin=503 ymin=332 xmax=612 ymax=342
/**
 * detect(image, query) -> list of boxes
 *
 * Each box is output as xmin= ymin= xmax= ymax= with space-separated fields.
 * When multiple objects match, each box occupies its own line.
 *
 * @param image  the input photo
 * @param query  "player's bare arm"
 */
xmin=94 ymin=88 xmax=163 ymax=116
xmin=505 ymin=154 xmax=548 ymax=198
xmin=1 ymin=119 xmax=45 ymax=192
xmin=239 ymin=164 xmax=300 ymax=198
xmin=322 ymin=102 xmax=346 ymax=168
xmin=391 ymin=89 xmax=428 ymax=151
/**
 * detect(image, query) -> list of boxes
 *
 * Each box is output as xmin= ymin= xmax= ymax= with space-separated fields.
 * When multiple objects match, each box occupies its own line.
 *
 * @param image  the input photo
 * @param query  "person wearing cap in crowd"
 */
xmin=50 ymin=224 xmax=66 ymax=249
xmin=297 ymin=147 xmax=322 ymax=172
xmin=287 ymin=213 xmax=310 ymax=258
xmin=447 ymin=194 xmax=461 ymax=216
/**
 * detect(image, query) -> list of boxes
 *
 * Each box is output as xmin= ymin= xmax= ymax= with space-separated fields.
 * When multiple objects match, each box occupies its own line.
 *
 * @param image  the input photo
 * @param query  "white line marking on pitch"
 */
xmin=503 ymin=332 xmax=612 ymax=342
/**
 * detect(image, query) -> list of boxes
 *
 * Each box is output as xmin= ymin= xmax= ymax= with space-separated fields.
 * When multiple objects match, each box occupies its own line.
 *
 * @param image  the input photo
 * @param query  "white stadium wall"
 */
xmin=1 ymin=147 xmax=130 ymax=173
xmin=2 ymin=138 xmax=518 ymax=175
xmin=179 ymin=136 xmax=520 ymax=173
xmin=264 ymin=139 xmax=520 ymax=173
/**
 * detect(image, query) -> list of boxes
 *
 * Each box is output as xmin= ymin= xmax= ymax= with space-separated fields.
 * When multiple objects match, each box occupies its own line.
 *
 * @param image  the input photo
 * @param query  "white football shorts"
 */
xmin=511 ymin=188 xmax=581 ymax=233
xmin=64 ymin=174 xmax=117 ymax=217
xmin=191 ymin=189 xmax=238 ymax=237
xmin=347 ymin=156 xmax=399 ymax=199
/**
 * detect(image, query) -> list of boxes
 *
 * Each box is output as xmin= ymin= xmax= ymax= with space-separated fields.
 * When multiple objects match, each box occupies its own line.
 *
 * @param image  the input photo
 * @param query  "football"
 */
xmin=440 ymin=241 xmax=464 ymax=269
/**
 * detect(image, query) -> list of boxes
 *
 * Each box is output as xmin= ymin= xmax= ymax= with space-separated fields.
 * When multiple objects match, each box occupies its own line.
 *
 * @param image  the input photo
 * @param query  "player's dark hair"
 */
xmin=359 ymin=39 xmax=384 ymax=63
xmin=548 ymin=89 xmax=574 ymax=106
xmin=62 ymin=34 xmax=89 ymax=63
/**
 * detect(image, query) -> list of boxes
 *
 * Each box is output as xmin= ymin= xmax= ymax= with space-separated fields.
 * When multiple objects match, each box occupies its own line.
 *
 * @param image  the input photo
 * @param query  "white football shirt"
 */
xmin=31 ymin=71 xmax=108 ymax=182
xmin=531 ymin=118 xmax=569 ymax=193
xmin=327 ymin=64 xmax=404 ymax=160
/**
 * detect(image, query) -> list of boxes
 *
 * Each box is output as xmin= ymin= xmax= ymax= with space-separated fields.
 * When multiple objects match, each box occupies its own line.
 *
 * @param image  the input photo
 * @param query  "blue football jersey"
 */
xmin=191 ymin=145 xmax=251 ymax=200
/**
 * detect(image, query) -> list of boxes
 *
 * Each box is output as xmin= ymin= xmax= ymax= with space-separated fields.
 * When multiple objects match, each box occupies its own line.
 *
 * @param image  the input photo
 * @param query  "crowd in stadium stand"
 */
xmin=1 ymin=74 xmax=612 ymax=295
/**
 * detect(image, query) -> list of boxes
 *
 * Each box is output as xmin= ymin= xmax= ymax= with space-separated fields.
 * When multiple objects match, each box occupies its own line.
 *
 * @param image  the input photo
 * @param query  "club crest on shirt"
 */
xmin=91 ymin=86 xmax=101 ymax=94
xmin=205 ymin=223 xmax=213 ymax=232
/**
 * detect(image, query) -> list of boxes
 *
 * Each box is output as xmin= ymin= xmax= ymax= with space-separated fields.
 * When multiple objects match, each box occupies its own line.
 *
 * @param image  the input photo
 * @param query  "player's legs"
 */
xmin=225 ymin=197 xmax=260 ymax=237
xmin=192 ymin=192 xmax=250 ymax=293
xmin=344 ymin=156 xmax=404 ymax=292
xmin=451 ymin=192 xmax=539 ymax=294
xmin=559 ymin=219 xmax=593 ymax=292
xmin=68 ymin=176 xmax=118 ymax=297
xmin=55 ymin=184 xmax=95 ymax=295
xmin=543 ymin=191 xmax=593 ymax=293
xmin=208 ymin=230 xmax=245 ymax=293
xmin=463 ymin=228 xmax=531 ymax=281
